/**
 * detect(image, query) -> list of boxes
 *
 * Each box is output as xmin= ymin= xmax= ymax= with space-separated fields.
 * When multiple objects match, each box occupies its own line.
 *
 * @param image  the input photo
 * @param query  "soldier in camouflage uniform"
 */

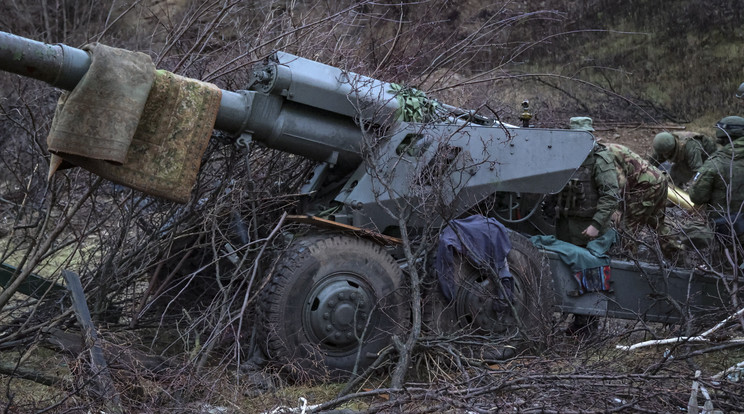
xmin=688 ymin=116 xmax=744 ymax=245
xmin=556 ymin=118 xmax=621 ymax=336
xmin=649 ymin=131 xmax=718 ymax=187
xmin=605 ymin=143 xmax=669 ymax=233
xmin=555 ymin=118 xmax=621 ymax=246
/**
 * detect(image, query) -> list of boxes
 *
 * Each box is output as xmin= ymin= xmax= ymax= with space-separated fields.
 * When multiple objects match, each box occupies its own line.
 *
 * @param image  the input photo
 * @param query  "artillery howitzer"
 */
xmin=0 ymin=32 xmax=733 ymax=379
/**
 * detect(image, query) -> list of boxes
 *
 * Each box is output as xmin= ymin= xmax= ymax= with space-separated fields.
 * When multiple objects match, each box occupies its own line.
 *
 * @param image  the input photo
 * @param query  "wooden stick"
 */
xmin=0 ymin=360 xmax=70 ymax=388
xmin=62 ymin=270 xmax=123 ymax=414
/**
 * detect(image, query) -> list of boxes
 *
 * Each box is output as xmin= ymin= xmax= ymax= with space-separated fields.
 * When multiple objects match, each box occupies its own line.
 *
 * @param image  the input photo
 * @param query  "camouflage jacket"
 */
xmin=558 ymin=144 xmax=620 ymax=231
xmin=606 ymin=143 xmax=668 ymax=225
xmin=649 ymin=132 xmax=718 ymax=186
xmin=688 ymin=137 xmax=744 ymax=217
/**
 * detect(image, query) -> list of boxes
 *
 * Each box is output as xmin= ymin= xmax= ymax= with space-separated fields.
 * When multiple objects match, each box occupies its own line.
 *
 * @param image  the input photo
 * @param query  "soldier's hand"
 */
xmin=582 ymin=225 xmax=600 ymax=238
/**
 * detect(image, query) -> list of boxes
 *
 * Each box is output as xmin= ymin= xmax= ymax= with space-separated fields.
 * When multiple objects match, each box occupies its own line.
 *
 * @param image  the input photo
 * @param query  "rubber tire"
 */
xmin=258 ymin=235 xmax=405 ymax=381
xmin=424 ymin=231 xmax=555 ymax=351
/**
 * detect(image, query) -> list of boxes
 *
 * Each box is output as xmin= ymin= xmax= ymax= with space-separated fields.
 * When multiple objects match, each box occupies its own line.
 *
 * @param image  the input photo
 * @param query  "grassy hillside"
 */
xmin=506 ymin=0 xmax=744 ymax=129
xmin=374 ymin=0 xmax=743 ymax=131
xmin=2 ymin=2 xmax=744 ymax=412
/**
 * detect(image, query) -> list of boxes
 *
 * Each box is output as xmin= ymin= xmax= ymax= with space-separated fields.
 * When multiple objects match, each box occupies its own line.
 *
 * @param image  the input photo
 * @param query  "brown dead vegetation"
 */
xmin=0 ymin=1 xmax=742 ymax=412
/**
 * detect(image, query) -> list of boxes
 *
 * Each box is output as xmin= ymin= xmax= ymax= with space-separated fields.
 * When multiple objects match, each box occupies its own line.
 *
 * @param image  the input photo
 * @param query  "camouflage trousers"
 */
xmin=621 ymin=182 xmax=668 ymax=231
xmin=662 ymin=212 xmax=743 ymax=269
xmin=555 ymin=216 xmax=598 ymax=247
xmin=614 ymin=182 xmax=672 ymax=256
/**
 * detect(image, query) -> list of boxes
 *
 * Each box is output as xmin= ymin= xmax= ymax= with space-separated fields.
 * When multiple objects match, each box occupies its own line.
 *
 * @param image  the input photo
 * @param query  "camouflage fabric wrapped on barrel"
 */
xmin=47 ymin=43 xmax=222 ymax=203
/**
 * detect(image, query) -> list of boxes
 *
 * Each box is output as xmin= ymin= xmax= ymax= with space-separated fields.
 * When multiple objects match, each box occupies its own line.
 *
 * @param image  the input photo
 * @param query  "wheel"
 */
xmin=425 ymin=231 xmax=554 ymax=353
xmin=258 ymin=234 xmax=406 ymax=380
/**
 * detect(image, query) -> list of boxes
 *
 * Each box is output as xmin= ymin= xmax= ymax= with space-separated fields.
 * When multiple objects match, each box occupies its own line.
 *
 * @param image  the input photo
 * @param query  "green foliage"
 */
xmin=389 ymin=83 xmax=441 ymax=122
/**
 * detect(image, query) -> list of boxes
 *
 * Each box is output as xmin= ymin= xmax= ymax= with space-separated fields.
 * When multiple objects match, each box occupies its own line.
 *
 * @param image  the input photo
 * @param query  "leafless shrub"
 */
xmin=1 ymin=1 xmax=743 ymax=412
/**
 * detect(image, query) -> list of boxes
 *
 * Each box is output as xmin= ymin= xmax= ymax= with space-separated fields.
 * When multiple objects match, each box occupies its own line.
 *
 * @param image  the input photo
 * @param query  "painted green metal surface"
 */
xmin=547 ymin=252 xmax=732 ymax=323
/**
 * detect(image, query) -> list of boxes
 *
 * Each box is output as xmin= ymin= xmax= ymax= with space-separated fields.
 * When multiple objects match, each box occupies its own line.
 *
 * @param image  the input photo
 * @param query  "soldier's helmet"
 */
xmin=715 ymin=115 xmax=744 ymax=142
xmin=652 ymin=132 xmax=677 ymax=160
xmin=737 ymin=82 xmax=744 ymax=99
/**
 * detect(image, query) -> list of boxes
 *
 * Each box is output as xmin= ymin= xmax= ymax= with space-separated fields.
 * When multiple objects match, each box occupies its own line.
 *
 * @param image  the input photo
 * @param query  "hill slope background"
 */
xmin=516 ymin=0 xmax=743 ymax=128
xmin=1 ymin=1 xmax=743 ymax=412
xmin=406 ymin=0 xmax=744 ymax=137
xmin=2 ymin=0 xmax=741 ymax=129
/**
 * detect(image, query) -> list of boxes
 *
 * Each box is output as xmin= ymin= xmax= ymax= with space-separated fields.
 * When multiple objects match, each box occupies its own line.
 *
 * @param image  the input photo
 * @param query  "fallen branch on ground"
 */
xmin=616 ymin=307 xmax=744 ymax=351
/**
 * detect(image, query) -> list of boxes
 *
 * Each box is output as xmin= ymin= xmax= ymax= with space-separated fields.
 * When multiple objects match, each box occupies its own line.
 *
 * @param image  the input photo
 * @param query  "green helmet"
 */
xmin=715 ymin=115 xmax=744 ymax=142
xmin=737 ymin=82 xmax=744 ymax=99
xmin=652 ymin=132 xmax=677 ymax=159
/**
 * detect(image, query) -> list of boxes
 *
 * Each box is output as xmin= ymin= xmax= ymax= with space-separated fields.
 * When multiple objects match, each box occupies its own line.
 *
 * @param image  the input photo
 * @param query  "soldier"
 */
xmin=555 ymin=117 xmax=621 ymax=336
xmin=688 ymin=116 xmax=744 ymax=245
xmin=605 ymin=143 xmax=669 ymax=234
xmin=555 ymin=117 xmax=621 ymax=246
xmin=649 ymin=131 xmax=717 ymax=187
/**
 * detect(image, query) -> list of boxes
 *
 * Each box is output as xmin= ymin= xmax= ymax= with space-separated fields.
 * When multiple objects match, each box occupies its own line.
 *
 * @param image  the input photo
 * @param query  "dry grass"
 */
xmin=1 ymin=0 xmax=743 ymax=412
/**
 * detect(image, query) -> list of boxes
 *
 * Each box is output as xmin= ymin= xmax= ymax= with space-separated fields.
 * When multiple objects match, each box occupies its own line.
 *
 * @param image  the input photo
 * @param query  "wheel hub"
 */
xmin=455 ymin=275 xmax=516 ymax=334
xmin=305 ymin=275 xmax=374 ymax=349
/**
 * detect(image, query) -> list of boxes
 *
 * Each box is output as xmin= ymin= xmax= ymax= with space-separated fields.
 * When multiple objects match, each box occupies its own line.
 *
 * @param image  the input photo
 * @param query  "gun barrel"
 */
xmin=0 ymin=31 xmax=90 ymax=91
xmin=0 ymin=31 xmax=248 ymax=135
